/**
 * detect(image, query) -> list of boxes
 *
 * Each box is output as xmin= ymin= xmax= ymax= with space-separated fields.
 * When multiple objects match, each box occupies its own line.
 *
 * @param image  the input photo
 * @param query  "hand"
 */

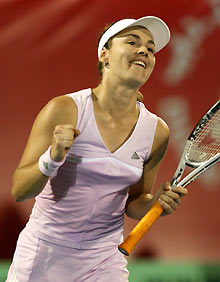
xmin=51 ymin=124 xmax=80 ymax=162
xmin=155 ymin=182 xmax=188 ymax=216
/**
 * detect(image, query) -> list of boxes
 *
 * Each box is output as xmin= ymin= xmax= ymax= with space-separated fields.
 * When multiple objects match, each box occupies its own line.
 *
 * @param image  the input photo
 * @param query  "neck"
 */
xmin=93 ymin=79 xmax=140 ymax=120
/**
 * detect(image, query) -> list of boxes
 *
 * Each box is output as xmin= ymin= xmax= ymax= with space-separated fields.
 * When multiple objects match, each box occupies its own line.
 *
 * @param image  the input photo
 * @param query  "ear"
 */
xmin=99 ymin=47 xmax=109 ymax=65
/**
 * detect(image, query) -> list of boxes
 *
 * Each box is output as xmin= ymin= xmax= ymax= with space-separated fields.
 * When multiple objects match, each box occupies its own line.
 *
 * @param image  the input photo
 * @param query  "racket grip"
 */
xmin=118 ymin=201 xmax=164 ymax=256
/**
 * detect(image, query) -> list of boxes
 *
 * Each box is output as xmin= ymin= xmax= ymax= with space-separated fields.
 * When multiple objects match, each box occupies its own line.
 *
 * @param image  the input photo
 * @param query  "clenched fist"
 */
xmin=51 ymin=124 xmax=80 ymax=162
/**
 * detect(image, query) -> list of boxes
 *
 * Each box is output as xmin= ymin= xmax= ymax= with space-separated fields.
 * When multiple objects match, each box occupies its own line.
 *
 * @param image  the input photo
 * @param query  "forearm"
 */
xmin=11 ymin=162 xmax=49 ymax=202
xmin=125 ymin=193 xmax=155 ymax=220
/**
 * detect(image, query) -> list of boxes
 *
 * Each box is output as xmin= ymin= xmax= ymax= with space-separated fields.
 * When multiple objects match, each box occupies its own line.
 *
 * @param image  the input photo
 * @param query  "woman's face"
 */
xmin=101 ymin=26 xmax=156 ymax=88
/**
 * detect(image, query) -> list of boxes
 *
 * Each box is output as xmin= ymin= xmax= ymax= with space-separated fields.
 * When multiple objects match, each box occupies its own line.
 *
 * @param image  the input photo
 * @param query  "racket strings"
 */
xmin=187 ymin=110 xmax=220 ymax=163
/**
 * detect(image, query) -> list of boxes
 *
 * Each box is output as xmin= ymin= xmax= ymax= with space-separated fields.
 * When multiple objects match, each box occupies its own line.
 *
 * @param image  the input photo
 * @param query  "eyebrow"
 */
xmin=124 ymin=33 xmax=155 ymax=46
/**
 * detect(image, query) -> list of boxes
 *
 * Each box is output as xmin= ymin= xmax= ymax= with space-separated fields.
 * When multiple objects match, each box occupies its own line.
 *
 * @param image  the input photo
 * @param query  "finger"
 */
xmin=159 ymin=194 xmax=179 ymax=210
xmin=54 ymin=128 xmax=74 ymax=135
xmin=55 ymin=124 xmax=75 ymax=129
xmin=158 ymin=199 xmax=174 ymax=214
xmin=56 ymin=141 xmax=74 ymax=150
xmin=54 ymin=127 xmax=80 ymax=137
xmin=74 ymin=129 xmax=80 ymax=137
xmin=164 ymin=190 xmax=181 ymax=202
xmin=164 ymin=182 xmax=171 ymax=191
xmin=54 ymin=134 xmax=74 ymax=141
xmin=172 ymin=187 xmax=188 ymax=197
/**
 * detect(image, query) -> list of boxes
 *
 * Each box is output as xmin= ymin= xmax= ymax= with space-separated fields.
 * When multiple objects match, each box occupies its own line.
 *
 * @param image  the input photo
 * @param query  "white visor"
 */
xmin=98 ymin=16 xmax=170 ymax=58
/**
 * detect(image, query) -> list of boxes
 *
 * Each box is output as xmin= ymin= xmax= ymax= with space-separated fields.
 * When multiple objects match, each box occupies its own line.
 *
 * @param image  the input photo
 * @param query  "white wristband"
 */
xmin=38 ymin=146 xmax=66 ymax=177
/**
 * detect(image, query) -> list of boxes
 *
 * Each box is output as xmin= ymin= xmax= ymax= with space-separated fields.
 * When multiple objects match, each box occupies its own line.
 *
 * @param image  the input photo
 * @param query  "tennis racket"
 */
xmin=118 ymin=99 xmax=220 ymax=256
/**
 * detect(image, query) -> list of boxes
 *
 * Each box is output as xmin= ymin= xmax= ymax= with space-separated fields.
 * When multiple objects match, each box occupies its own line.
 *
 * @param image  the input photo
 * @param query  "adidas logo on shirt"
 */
xmin=131 ymin=152 xmax=140 ymax=159
xmin=43 ymin=161 xmax=49 ymax=170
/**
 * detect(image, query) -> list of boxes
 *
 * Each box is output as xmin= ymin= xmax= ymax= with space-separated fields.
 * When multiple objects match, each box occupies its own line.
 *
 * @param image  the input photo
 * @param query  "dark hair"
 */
xmin=97 ymin=22 xmax=115 ymax=79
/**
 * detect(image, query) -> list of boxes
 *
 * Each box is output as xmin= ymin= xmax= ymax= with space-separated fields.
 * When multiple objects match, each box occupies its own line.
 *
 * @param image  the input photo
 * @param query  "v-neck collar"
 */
xmin=89 ymin=89 xmax=142 ymax=155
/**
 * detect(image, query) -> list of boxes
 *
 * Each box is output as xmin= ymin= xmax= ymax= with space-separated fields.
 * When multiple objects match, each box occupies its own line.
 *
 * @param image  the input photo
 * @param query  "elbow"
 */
xmin=125 ymin=196 xmax=151 ymax=220
xmin=11 ymin=168 xmax=28 ymax=202
xmin=12 ymin=196 xmax=23 ymax=203
xmin=124 ymin=195 xmax=141 ymax=220
xmin=125 ymin=204 xmax=140 ymax=220
xmin=11 ymin=172 xmax=26 ymax=202
xmin=11 ymin=185 xmax=25 ymax=202
xmin=125 ymin=209 xmax=141 ymax=220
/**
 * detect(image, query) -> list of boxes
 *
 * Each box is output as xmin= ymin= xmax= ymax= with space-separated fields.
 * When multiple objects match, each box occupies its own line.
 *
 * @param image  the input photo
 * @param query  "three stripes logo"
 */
xmin=131 ymin=152 xmax=140 ymax=159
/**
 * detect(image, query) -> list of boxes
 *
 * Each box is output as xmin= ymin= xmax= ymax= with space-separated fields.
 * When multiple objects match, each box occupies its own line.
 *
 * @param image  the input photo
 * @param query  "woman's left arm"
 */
xmin=125 ymin=117 xmax=187 ymax=220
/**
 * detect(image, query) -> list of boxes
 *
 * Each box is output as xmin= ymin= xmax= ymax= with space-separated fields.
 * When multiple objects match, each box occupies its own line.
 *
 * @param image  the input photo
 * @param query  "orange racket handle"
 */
xmin=118 ymin=201 xmax=163 ymax=256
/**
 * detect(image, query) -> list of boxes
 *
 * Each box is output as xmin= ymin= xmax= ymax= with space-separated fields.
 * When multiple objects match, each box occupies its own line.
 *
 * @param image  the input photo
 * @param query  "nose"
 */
xmin=137 ymin=46 xmax=148 ymax=57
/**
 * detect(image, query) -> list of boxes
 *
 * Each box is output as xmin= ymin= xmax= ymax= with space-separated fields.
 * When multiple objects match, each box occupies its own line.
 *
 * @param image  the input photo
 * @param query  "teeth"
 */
xmin=131 ymin=60 xmax=146 ymax=68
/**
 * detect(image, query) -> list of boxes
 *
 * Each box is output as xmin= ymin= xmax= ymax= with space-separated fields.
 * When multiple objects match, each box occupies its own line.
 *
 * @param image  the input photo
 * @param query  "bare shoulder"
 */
xmin=155 ymin=117 xmax=170 ymax=141
xmin=37 ymin=95 xmax=78 ymax=129
xmin=147 ymin=117 xmax=170 ymax=166
xmin=44 ymin=95 xmax=77 ymax=120
xmin=47 ymin=95 xmax=76 ymax=110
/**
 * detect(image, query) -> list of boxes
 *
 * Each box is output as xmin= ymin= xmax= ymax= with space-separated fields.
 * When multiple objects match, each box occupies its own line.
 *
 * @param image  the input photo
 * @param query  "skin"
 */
xmin=11 ymin=26 xmax=187 ymax=220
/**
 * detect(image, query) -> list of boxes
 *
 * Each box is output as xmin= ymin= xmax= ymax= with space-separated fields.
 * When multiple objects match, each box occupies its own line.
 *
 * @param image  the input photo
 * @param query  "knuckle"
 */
xmin=175 ymin=198 xmax=181 ymax=205
xmin=164 ymin=205 xmax=172 ymax=214
xmin=55 ymin=125 xmax=62 ymax=130
xmin=173 ymin=193 xmax=180 ymax=201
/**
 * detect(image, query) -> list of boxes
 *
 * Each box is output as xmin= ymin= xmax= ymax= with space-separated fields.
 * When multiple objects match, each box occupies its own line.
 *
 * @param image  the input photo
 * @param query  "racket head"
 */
xmin=171 ymin=100 xmax=220 ymax=187
xmin=185 ymin=100 xmax=220 ymax=166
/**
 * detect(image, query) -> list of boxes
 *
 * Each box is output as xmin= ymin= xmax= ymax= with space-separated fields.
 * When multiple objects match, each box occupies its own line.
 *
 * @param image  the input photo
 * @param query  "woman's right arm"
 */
xmin=12 ymin=95 xmax=78 ymax=202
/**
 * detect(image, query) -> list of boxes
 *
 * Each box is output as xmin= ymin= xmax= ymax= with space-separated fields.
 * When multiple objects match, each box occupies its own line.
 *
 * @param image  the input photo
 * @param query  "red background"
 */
xmin=0 ymin=0 xmax=220 ymax=261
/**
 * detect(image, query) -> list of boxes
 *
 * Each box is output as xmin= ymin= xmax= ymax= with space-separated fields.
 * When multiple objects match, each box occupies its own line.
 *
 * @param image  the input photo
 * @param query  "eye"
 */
xmin=148 ymin=48 xmax=154 ymax=53
xmin=148 ymin=47 xmax=155 ymax=53
xmin=128 ymin=41 xmax=136 ymax=46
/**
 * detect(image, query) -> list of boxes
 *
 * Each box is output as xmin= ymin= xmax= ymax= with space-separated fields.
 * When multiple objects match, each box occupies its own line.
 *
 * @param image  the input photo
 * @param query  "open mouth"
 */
xmin=130 ymin=60 xmax=146 ymax=69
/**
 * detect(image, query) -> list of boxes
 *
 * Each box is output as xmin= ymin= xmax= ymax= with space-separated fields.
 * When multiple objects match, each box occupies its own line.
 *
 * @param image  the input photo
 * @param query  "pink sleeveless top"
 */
xmin=27 ymin=88 xmax=158 ymax=249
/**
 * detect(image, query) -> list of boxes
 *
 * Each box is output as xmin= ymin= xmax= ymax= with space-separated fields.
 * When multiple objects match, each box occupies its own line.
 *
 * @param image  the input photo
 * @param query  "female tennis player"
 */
xmin=6 ymin=16 xmax=187 ymax=282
